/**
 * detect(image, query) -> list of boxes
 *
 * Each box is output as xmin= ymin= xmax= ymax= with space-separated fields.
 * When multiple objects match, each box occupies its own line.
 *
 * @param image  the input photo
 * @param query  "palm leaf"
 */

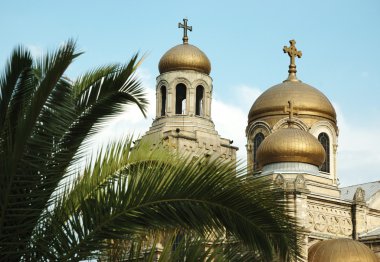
xmin=0 ymin=46 xmax=33 ymax=132
xmin=13 ymin=39 xmax=80 ymax=163
xmin=0 ymin=40 xmax=81 ymax=260
xmin=31 ymin=139 xmax=301 ymax=261
xmin=0 ymin=41 xmax=149 ymax=260
xmin=73 ymin=54 xmax=147 ymax=117
xmin=51 ymin=55 xmax=148 ymax=180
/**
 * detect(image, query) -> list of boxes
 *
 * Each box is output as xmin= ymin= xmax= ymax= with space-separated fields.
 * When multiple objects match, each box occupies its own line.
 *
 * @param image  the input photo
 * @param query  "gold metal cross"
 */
xmin=178 ymin=18 xmax=192 ymax=44
xmin=284 ymin=100 xmax=298 ymax=123
xmin=283 ymin=40 xmax=302 ymax=81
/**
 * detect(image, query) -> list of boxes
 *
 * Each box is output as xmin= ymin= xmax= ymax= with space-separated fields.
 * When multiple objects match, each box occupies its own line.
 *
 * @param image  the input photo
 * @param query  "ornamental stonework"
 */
xmin=306 ymin=204 xmax=353 ymax=236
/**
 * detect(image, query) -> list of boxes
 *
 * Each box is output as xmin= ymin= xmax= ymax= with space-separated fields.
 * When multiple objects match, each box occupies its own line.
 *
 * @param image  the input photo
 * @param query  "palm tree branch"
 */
xmin=12 ymin=40 xmax=80 ymax=165
xmin=72 ymin=64 xmax=119 ymax=98
xmin=73 ymin=54 xmax=147 ymax=118
xmin=56 ymin=191 xmax=295 ymax=261
xmin=34 ymin=146 xmax=299 ymax=261
xmin=54 ymin=91 xmax=147 ymax=177
xmin=0 ymin=46 xmax=33 ymax=132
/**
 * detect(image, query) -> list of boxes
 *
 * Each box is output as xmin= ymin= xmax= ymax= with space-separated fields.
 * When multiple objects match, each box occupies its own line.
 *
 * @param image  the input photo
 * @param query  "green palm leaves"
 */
xmin=31 ymin=140 xmax=300 ymax=261
xmin=0 ymin=40 xmax=147 ymax=260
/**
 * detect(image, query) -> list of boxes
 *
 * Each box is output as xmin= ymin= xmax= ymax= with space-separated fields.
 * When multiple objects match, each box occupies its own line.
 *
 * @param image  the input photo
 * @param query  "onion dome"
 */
xmin=256 ymin=127 xmax=325 ymax=168
xmin=158 ymin=44 xmax=211 ymax=75
xmin=248 ymin=40 xmax=336 ymax=125
xmin=308 ymin=238 xmax=378 ymax=262
xmin=159 ymin=18 xmax=211 ymax=75
xmin=248 ymin=81 xmax=336 ymax=124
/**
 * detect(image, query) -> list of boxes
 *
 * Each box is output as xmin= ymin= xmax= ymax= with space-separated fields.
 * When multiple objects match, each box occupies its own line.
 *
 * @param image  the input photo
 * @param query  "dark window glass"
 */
xmin=318 ymin=132 xmax=330 ymax=173
xmin=195 ymin=85 xmax=204 ymax=116
xmin=161 ymin=86 xmax=166 ymax=116
xmin=175 ymin=84 xmax=186 ymax=114
xmin=253 ymin=133 xmax=265 ymax=170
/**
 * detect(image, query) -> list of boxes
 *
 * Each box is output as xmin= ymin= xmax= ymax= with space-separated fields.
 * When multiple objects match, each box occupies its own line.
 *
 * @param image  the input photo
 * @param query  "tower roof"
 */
xmin=248 ymin=40 xmax=337 ymax=127
xmin=248 ymin=81 xmax=336 ymax=124
xmin=308 ymin=238 xmax=378 ymax=262
xmin=256 ymin=127 xmax=325 ymax=168
xmin=158 ymin=18 xmax=211 ymax=75
xmin=158 ymin=43 xmax=211 ymax=75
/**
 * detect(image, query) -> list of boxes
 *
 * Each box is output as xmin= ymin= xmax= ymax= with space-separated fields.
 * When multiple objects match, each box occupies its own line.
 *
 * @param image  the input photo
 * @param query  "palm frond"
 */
xmin=73 ymin=53 xmax=148 ymax=117
xmin=72 ymin=64 xmax=119 ymax=98
xmin=53 ymin=57 xmax=149 ymax=176
xmin=13 ymin=39 xmax=80 ymax=161
xmin=0 ymin=41 xmax=81 ymax=260
xmin=0 ymin=40 xmax=152 ymax=261
xmin=31 ymin=140 xmax=301 ymax=261
xmin=0 ymin=46 xmax=33 ymax=132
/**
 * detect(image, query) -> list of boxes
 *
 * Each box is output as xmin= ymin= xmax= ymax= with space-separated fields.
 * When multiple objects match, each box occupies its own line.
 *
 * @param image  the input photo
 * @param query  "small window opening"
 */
xmin=175 ymin=84 xmax=187 ymax=114
xmin=195 ymin=85 xmax=204 ymax=116
xmin=318 ymin=132 xmax=330 ymax=173
xmin=160 ymin=86 xmax=166 ymax=116
xmin=253 ymin=133 xmax=265 ymax=170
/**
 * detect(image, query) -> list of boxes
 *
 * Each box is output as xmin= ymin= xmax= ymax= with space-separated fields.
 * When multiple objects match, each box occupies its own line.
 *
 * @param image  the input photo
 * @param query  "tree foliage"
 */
xmin=0 ymin=40 xmax=147 ymax=260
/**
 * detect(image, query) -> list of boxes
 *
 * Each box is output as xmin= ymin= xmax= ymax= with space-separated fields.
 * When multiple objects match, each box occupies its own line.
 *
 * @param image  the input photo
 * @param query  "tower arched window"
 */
xmin=160 ymin=86 xmax=166 ymax=116
xmin=318 ymin=132 xmax=330 ymax=173
xmin=253 ymin=133 xmax=265 ymax=170
xmin=195 ymin=85 xmax=204 ymax=116
xmin=175 ymin=84 xmax=187 ymax=114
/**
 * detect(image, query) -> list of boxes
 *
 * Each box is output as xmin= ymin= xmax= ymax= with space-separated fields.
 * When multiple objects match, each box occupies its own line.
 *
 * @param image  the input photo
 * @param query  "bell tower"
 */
xmin=141 ymin=19 xmax=237 ymax=161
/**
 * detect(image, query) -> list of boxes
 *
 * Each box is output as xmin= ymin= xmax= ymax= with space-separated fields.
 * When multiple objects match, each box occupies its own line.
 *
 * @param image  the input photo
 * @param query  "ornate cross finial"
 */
xmin=284 ymin=100 xmax=298 ymax=126
xmin=178 ymin=18 xmax=192 ymax=44
xmin=283 ymin=40 xmax=302 ymax=82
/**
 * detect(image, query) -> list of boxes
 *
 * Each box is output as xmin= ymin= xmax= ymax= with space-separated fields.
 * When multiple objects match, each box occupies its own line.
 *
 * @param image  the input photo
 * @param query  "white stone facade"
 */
xmin=245 ymin=83 xmax=380 ymax=259
xmin=141 ymin=36 xmax=380 ymax=260
xmin=247 ymin=117 xmax=340 ymax=198
xmin=141 ymin=70 xmax=237 ymax=162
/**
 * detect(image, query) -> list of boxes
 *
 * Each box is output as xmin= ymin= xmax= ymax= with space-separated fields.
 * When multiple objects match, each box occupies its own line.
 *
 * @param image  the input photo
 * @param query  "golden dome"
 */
xmin=158 ymin=43 xmax=211 ymax=75
xmin=308 ymin=238 xmax=378 ymax=262
xmin=256 ymin=127 xmax=325 ymax=167
xmin=248 ymin=81 xmax=336 ymax=125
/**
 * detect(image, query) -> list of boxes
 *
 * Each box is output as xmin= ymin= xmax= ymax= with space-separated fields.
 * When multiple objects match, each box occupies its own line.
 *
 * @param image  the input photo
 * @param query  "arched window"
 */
xmin=318 ymin=132 xmax=330 ymax=173
xmin=253 ymin=133 xmax=265 ymax=170
xmin=160 ymin=86 xmax=166 ymax=116
xmin=175 ymin=84 xmax=186 ymax=114
xmin=195 ymin=85 xmax=204 ymax=116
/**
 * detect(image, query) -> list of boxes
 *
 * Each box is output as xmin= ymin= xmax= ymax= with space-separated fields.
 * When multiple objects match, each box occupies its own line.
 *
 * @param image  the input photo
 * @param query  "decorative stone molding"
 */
xmin=314 ymin=213 xmax=328 ymax=232
xmin=274 ymin=174 xmax=285 ymax=188
xmin=327 ymin=216 xmax=340 ymax=234
xmin=170 ymin=77 xmax=192 ymax=90
xmin=354 ymin=187 xmax=366 ymax=203
xmin=295 ymin=174 xmax=306 ymax=189
xmin=340 ymin=217 xmax=353 ymax=236
xmin=309 ymin=121 xmax=339 ymax=185
xmin=309 ymin=120 xmax=338 ymax=143
xmin=191 ymin=79 xmax=209 ymax=89
xmin=306 ymin=212 xmax=314 ymax=229
xmin=246 ymin=121 xmax=271 ymax=172
xmin=246 ymin=120 xmax=271 ymax=139
xmin=307 ymin=204 xmax=353 ymax=236
xmin=272 ymin=117 xmax=308 ymax=131
xmin=157 ymin=80 xmax=169 ymax=90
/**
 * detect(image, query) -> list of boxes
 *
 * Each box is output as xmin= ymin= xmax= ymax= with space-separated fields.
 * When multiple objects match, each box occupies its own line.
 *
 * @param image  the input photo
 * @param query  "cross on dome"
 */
xmin=284 ymin=100 xmax=298 ymax=126
xmin=178 ymin=18 xmax=192 ymax=44
xmin=283 ymin=40 xmax=302 ymax=82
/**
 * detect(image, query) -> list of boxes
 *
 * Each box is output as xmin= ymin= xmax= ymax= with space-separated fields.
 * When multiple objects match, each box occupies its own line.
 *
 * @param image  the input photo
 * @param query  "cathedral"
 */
xmin=141 ymin=19 xmax=380 ymax=261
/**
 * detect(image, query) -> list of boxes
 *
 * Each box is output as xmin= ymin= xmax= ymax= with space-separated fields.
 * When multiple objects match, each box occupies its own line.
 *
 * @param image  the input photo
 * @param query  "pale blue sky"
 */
xmin=1 ymin=0 xmax=380 ymax=186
